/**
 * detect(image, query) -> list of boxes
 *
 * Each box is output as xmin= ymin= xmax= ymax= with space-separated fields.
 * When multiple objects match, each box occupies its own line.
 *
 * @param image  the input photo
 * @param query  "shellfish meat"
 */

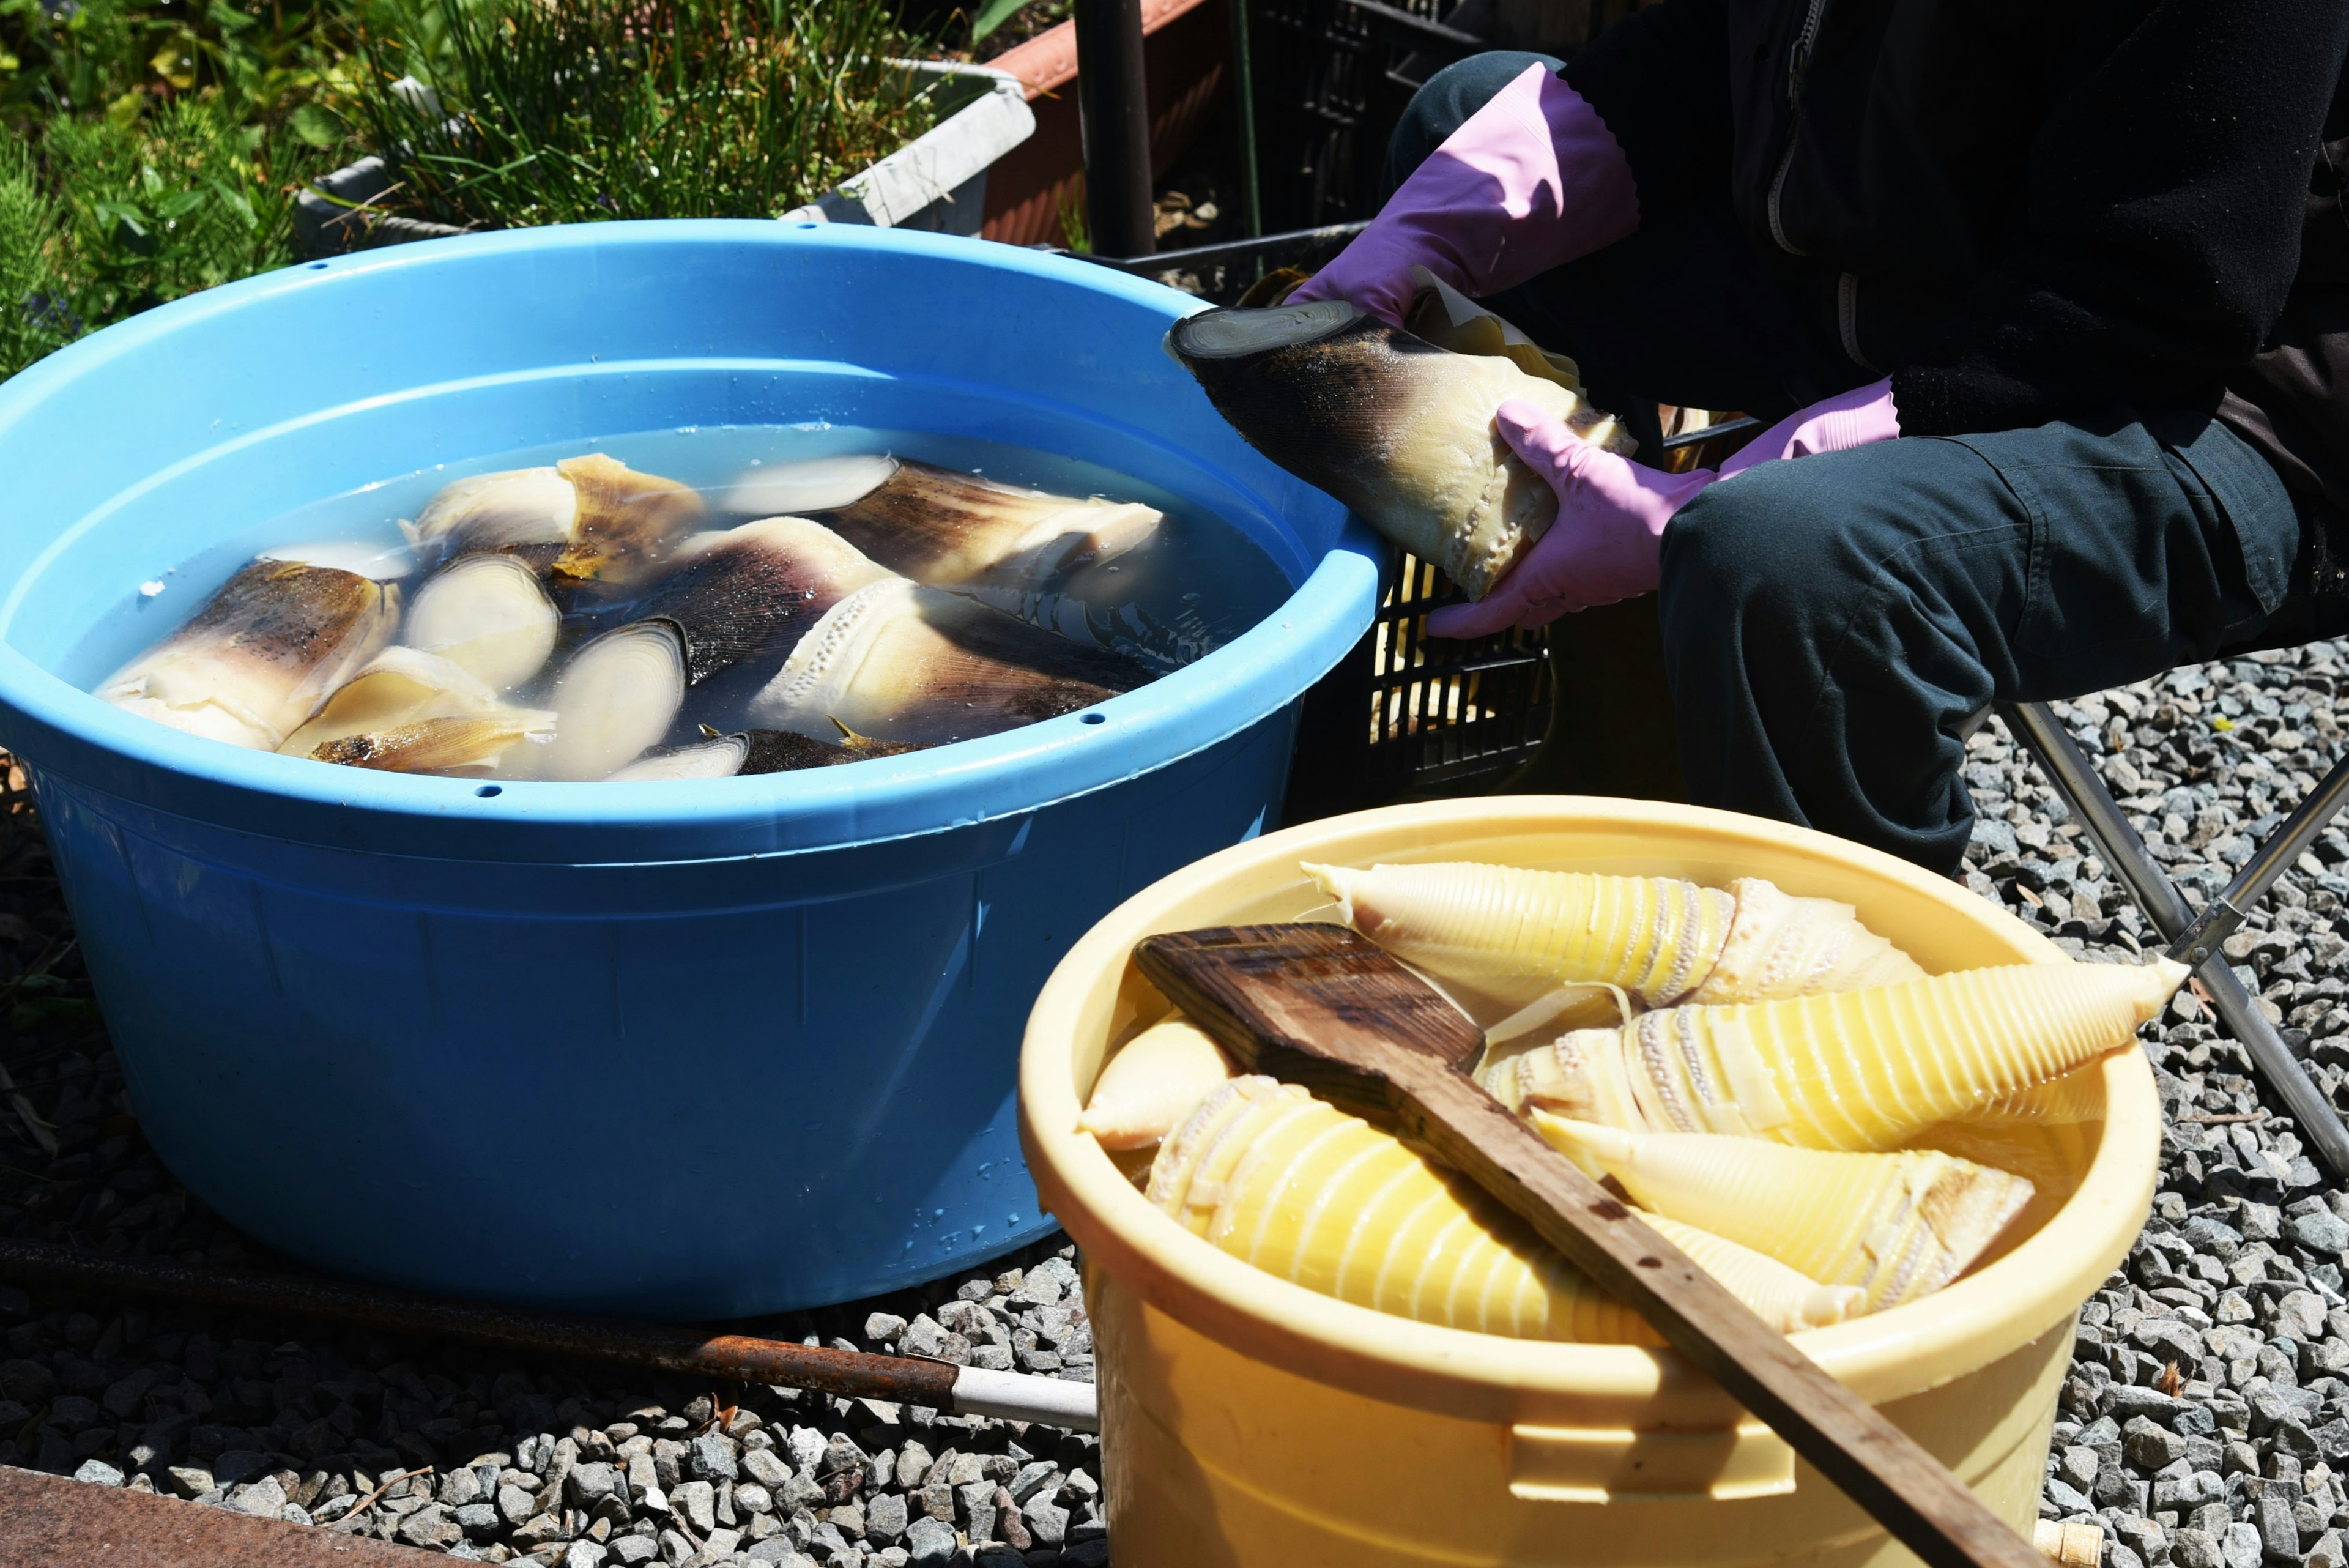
xmin=744 ymin=557 xmax=1149 ymax=746
xmin=310 ymin=713 xmax=553 ymax=775
xmin=614 ymin=516 xmax=891 ymax=688
xmin=1079 ymin=1015 xmax=1239 ymax=1150
xmin=101 ymin=561 xmax=399 ymax=751
xmin=402 ymin=553 xmax=561 ymax=691
xmin=1149 ymin=1076 xmax=1861 ymax=1340
xmin=411 ymin=454 xmax=703 ymax=585
xmin=1164 ymin=300 xmax=1633 ymax=599
xmin=1479 ymin=958 xmax=2188 ymax=1150
xmin=535 ymin=620 xmax=688 ymax=781
xmin=774 ymin=456 xmax=1163 ymax=595
xmin=1306 ymin=861 xmax=1921 ymax=1027
xmin=1533 ymin=1118 xmax=2035 ymax=1312
xmin=279 ymin=645 xmax=555 ymax=765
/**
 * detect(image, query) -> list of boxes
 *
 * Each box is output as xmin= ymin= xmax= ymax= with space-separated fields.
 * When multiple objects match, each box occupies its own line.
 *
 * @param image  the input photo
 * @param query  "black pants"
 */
xmin=1395 ymin=53 xmax=2311 ymax=875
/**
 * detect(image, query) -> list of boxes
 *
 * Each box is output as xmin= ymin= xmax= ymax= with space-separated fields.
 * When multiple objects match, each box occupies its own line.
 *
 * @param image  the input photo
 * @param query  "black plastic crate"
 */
xmin=1282 ymin=545 xmax=1555 ymax=820
xmin=1249 ymin=0 xmax=1479 ymax=229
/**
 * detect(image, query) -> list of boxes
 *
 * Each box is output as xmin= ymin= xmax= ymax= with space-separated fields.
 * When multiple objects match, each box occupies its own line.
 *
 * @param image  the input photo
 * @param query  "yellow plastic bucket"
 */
xmin=1019 ymin=797 xmax=2161 ymax=1568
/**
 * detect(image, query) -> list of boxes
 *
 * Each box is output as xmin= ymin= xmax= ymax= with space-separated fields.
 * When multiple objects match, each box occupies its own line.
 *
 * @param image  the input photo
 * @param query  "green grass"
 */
xmin=0 ymin=97 xmax=303 ymax=374
xmin=0 ymin=0 xmax=347 ymax=379
xmin=0 ymin=0 xmax=950 ymax=382
xmin=344 ymin=0 xmax=943 ymax=234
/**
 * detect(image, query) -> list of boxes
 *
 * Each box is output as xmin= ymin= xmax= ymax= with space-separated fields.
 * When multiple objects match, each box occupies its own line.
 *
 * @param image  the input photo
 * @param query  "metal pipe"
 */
xmin=1226 ymin=0 xmax=1264 ymax=245
xmin=1660 ymin=415 xmax=1764 ymax=454
xmin=1998 ymin=700 xmax=2349 ymax=1177
xmin=1076 ymin=218 xmax=1370 ymax=275
xmin=1075 ymin=0 xmax=1156 ymax=260
xmin=0 ymin=1239 xmax=1099 ymax=1432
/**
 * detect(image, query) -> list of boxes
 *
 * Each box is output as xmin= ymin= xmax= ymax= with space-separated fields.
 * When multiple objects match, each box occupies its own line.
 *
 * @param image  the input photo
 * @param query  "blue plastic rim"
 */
xmin=0 ymin=221 xmax=1381 ymax=1316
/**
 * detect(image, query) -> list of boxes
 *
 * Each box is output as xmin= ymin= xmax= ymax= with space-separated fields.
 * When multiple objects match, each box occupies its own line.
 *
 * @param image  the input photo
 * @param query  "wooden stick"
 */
xmin=1135 ymin=924 xmax=2046 ymax=1568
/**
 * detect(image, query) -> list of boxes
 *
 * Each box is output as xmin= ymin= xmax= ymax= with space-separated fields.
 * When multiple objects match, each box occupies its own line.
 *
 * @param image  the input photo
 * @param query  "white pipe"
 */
xmin=952 ymin=1365 xmax=1100 ymax=1432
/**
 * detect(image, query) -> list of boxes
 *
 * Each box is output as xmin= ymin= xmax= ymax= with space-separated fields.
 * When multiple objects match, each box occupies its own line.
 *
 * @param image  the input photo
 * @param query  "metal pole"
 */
xmin=1227 ymin=0 xmax=1264 ymax=244
xmin=0 ymin=1238 xmax=1099 ymax=1432
xmin=1998 ymin=700 xmax=2349 ymax=1178
xmin=1075 ymin=0 xmax=1155 ymax=259
xmin=2166 ymin=751 xmax=2349 ymax=967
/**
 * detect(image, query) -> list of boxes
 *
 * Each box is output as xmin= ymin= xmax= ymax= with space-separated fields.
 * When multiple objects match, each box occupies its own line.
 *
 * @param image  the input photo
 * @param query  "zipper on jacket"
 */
xmin=1766 ymin=0 xmax=1833 ymax=256
xmin=1837 ymin=272 xmax=1878 ymax=371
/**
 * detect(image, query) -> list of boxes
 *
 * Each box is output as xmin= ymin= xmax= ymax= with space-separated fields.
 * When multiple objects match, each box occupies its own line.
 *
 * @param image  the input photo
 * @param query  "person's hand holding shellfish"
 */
xmin=1427 ymin=377 xmax=1905 ymax=638
xmin=1425 ymin=398 xmax=1707 ymax=637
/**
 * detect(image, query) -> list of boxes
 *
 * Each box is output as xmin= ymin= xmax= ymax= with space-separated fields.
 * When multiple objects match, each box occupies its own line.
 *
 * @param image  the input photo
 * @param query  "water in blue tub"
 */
xmin=76 ymin=425 xmax=1292 ymax=782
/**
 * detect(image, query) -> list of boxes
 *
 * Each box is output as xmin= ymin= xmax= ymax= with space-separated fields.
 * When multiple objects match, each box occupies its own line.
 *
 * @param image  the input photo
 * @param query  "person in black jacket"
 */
xmin=1290 ymin=0 xmax=2349 ymax=876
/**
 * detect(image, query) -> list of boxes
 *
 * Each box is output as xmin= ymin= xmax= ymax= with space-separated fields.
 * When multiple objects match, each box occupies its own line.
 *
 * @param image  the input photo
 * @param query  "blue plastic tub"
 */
xmin=0 ymin=221 xmax=1379 ymax=1317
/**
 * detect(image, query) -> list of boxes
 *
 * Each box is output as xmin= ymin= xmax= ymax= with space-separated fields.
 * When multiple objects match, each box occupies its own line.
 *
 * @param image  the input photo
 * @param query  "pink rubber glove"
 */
xmin=1426 ymin=379 xmax=1902 ymax=637
xmin=1288 ymin=62 xmax=1639 ymax=327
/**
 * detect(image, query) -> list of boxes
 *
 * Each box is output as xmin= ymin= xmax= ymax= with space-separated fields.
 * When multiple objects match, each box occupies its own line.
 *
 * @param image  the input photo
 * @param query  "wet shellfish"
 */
xmin=1164 ymin=300 xmax=1633 ymax=598
xmin=100 ymin=562 xmax=399 ymax=751
xmin=410 ymin=454 xmax=703 ymax=585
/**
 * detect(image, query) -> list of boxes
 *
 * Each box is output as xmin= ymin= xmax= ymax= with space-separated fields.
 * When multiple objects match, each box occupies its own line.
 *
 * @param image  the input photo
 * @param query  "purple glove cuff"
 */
xmin=1719 ymin=378 xmax=1901 ymax=478
xmin=1466 ymin=63 xmax=1642 ymax=294
xmin=1291 ymin=63 xmax=1639 ymax=324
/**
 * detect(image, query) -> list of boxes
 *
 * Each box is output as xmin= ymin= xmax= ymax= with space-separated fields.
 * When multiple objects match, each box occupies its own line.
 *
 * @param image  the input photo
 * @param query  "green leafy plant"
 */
xmin=0 ymin=0 xmax=335 ymax=381
xmin=2 ymin=94 xmax=299 ymax=379
xmin=346 ymin=0 xmax=943 ymax=232
xmin=1 ymin=0 xmax=349 ymax=133
xmin=967 ymin=0 xmax=1029 ymax=44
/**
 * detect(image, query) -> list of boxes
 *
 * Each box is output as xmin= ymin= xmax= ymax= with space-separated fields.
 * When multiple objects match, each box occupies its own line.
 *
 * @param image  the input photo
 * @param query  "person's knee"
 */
xmin=1384 ymin=52 xmax=1564 ymax=195
xmin=1658 ymin=463 xmax=1868 ymax=647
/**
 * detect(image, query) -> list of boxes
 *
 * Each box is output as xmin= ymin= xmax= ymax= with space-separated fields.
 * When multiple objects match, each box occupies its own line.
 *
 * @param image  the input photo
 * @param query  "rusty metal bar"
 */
xmin=0 ymin=1462 xmax=442 ymax=1566
xmin=0 ymin=1239 xmax=1098 ymax=1431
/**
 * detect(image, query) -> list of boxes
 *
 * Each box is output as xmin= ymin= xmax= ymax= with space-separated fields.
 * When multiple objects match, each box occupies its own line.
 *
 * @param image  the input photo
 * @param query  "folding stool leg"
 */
xmin=1997 ymin=700 xmax=2349 ymax=1180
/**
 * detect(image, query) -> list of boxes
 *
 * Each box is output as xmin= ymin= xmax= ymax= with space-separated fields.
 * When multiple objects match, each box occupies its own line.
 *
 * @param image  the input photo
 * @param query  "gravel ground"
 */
xmin=15 ymin=644 xmax=2349 ymax=1566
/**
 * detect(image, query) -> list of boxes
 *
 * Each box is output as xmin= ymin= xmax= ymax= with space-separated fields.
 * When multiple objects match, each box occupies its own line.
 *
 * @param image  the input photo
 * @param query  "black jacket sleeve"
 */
xmin=1564 ymin=0 xmax=1734 ymax=213
xmin=1889 ymin=0 xmax=2349 ymax=437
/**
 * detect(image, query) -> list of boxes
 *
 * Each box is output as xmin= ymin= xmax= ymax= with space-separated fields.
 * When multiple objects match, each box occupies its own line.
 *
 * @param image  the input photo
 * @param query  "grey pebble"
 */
xmin=903 ymin=1516 xmax=957 ymax=1566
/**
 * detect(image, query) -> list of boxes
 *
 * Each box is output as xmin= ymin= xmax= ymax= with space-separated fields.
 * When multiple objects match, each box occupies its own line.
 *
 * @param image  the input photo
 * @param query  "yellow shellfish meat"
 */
xmin=1307 ymin=861 xmax=1920 ymax=1022
xmin=1482 ymin=959 xmax=2187 ymax=1150
xmin=1534 ymin=1117 xmax=2034 ymax=1311
xmin=1078 ymin=1014 xmax=1238 ymax=1150
xmin=1148 ymin=1076 xmax=1862 ymax=1340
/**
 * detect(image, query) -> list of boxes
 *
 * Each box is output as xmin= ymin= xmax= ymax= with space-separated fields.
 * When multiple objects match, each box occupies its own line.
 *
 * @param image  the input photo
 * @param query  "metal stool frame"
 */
xmin=1998 ymin=699 xmax=2349 ymax=1178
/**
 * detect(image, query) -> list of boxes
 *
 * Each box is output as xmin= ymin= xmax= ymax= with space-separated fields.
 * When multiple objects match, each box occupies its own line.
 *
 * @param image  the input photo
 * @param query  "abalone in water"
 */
xmin=279 ymin=645 xmax=555 ymax=770
xmin=410 ymin=453 xmax=703 ymax=585
xmin=746 ymin=562 xmax=1149 ymax=746
xmin=100 ymin=562 xmax=399 ymax=750
xmin=1164 ymin=300 xmax=1634 ymax=599
xmin=728 ymin=456 xmax=1162 ymax=598
xmin=403 ymin=553 xmax=561 ymax=690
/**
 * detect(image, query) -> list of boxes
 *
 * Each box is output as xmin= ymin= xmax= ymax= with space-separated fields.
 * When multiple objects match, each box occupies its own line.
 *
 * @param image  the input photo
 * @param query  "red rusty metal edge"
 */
xmin=0 ymin=1239 xmax=963 ymax=1410
xmin=0 ymin=1462 xmax=441 ymax=1567
xmin=987 ymin=0 xmax=1215 ymax=98
xmin=981 ymin=0 xmax=1230 ymax=247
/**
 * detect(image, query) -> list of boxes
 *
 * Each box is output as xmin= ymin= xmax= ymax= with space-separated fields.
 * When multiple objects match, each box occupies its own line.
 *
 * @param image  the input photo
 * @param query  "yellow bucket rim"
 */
xmin=1019 ymin=795 xmax=2161 ymax=1426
